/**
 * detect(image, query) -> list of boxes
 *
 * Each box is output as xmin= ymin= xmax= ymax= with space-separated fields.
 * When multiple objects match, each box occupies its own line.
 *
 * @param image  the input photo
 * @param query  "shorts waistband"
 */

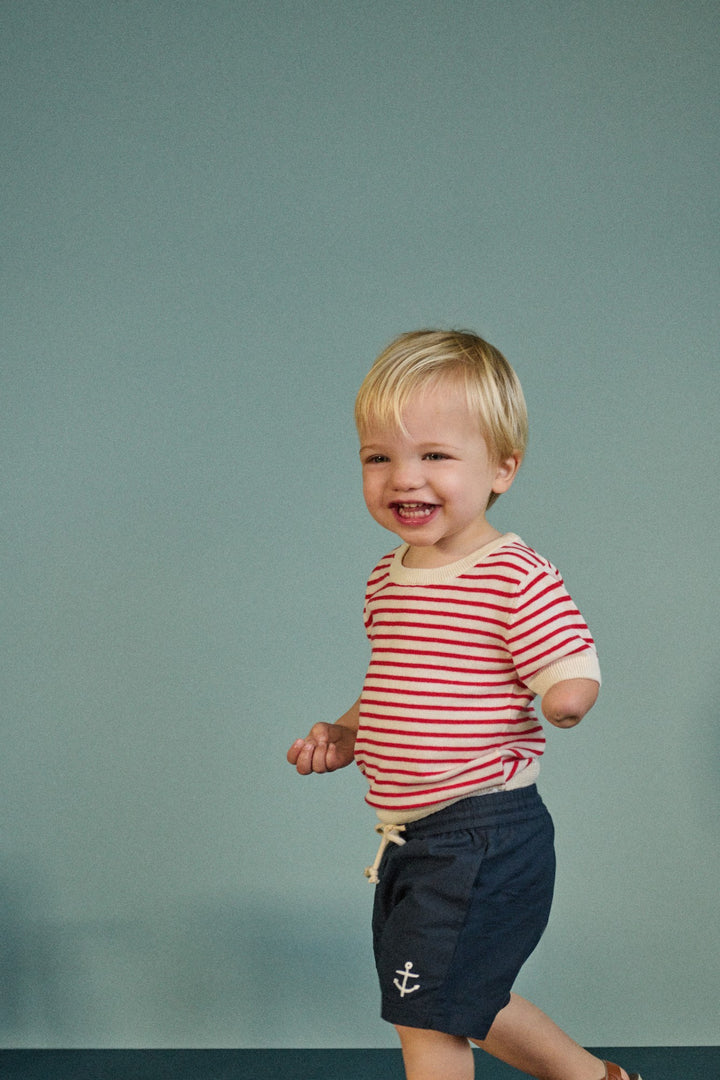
xmin=400 ymin=786 xmax=546 ymax=839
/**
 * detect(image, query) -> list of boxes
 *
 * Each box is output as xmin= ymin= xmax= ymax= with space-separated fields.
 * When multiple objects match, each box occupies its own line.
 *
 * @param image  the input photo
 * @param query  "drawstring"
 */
xmin=364 ymin=823 xmax=406 ymax=884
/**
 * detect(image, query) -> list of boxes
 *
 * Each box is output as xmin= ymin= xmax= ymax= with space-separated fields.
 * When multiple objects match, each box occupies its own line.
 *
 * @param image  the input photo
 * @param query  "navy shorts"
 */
xmin=371 ymin=786 xmax=555 ymax=1039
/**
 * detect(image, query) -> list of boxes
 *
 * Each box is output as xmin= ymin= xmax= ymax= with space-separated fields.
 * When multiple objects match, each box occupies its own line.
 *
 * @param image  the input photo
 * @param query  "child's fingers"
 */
xmin=296 ymin=740 xmax=317 ymax=774
xmin=286 ymin=738 xmax=306 ymax=765
xmin=287 ymin=724 xmax=341 ymax=773
xmin=289 ymin=738 xmax=330 ymax=775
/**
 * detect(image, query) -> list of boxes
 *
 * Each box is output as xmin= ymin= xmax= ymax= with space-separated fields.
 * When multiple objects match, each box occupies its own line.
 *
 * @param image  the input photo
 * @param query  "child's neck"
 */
xmin=401 ymin=526 xmax=504 ymax=569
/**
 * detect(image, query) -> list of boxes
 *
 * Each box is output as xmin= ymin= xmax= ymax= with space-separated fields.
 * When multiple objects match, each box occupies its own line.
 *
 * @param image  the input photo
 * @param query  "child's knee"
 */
xmin=394 ymin=1025 xmax=473 ymax=1079
xmin=394 ymin=1023 xmax=467 ymax=1049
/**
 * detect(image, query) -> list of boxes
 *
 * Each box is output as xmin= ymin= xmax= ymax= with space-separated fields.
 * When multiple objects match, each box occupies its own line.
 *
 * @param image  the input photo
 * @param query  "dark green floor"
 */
xmin=0 ymin=1048 xmax=715 ymax=1080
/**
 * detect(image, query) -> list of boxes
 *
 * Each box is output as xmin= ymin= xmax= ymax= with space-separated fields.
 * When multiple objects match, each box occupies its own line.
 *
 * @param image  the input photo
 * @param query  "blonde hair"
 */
xmin=355 ymin=330 xmax=528 ymax=507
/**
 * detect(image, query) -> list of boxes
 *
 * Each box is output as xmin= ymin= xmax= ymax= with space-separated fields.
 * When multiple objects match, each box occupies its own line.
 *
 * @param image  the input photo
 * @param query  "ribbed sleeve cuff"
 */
xmin=527 ymin=650 xmax=601 ymax=697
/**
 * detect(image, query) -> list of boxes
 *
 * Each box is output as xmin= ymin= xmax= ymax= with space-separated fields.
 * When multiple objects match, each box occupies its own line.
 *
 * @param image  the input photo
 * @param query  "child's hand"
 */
xmin=287 ymin=722 xmax=357 ymax=775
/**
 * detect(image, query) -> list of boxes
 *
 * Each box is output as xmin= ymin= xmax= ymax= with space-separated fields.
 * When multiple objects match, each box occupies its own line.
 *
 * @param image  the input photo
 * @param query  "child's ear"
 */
xmin=492 ymin=453 xmax=522 ymax=494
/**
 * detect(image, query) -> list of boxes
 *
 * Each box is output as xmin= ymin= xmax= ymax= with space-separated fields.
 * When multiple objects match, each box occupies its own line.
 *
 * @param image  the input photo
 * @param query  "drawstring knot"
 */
xmin=364 ymin=823 xmax=406 ymax=884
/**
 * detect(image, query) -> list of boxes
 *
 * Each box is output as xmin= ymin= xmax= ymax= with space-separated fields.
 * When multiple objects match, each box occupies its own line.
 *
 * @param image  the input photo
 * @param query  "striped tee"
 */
xmin=355 ymin=533 xmax=600 ymax=817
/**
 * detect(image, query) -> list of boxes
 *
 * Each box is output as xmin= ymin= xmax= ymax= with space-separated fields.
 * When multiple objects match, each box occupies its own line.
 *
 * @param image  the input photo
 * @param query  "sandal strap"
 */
xmin=603 ymin=1062 xmax=642 ymax=1080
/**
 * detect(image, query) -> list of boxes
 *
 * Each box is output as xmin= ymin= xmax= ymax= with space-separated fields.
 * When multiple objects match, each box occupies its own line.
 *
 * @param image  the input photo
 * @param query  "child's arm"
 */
xmin=541 ymin=678 xmax=599 ymax=729
xmin=287 ymin=696 xmax=360 ymax=774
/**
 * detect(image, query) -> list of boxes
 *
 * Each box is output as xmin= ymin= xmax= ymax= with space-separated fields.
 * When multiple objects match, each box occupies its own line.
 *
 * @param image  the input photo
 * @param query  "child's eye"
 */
xmin=364 ymin=454 xmax=389 ymax=464
xmin=424 ymin=452 xmax=448 ymax=461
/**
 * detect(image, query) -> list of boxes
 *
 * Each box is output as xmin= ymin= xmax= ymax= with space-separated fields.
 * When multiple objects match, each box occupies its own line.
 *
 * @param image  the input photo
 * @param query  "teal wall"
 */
xmin=3 ymin=0 xmax=718 ymax=1048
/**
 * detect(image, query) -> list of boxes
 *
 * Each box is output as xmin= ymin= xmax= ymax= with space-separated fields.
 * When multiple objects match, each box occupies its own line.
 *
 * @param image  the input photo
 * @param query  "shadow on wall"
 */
xmin=0 ymin=861 xmax=374 ymax=1047
xmin=0 ymin=861 xmax=83 ymax=1044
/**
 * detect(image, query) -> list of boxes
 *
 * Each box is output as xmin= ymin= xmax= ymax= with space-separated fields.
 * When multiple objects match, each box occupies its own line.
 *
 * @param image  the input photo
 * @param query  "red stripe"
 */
xmin=365 ymin=771 xmax=507 ymax=802
xmin=369 ymin=603 xmax=514 ymax=621
xmin=364 ymin=686 xmax=534 ymax=704
xmin=362 ymin=697 xmax=534 ymax=713
xmin=365 ymin=671 xmax=532 ymax=690
xmin=356 ymin=738 xmax=544 ymax=760
xmin=368 ymin=657 xmax=516 ymax=675
xmin=514 ymin=641 xmax=592 ymax=673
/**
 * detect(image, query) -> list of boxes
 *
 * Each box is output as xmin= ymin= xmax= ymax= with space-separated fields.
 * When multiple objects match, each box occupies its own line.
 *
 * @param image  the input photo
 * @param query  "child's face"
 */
xmin=359 ymin=381 xmax=519 ymax=566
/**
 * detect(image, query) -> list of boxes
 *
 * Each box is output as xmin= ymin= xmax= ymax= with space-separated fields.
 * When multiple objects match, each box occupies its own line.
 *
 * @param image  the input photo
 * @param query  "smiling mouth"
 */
xmin=391 ymin=502 xmax=438 ymax=521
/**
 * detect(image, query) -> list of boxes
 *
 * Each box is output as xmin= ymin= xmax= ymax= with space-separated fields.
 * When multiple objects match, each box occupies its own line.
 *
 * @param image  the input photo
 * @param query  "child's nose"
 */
xmin=391 ymin=460 xmax=423 ymax=490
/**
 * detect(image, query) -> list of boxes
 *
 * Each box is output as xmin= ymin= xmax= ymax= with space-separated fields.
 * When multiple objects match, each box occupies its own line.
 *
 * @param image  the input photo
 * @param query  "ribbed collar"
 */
xmin=387 ymin=533 xmax=521 ymax=586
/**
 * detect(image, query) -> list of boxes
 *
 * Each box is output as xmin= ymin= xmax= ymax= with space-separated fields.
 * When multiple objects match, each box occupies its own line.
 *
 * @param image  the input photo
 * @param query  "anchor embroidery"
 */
xmin=393 ymin=961 xmax=420 ymax=997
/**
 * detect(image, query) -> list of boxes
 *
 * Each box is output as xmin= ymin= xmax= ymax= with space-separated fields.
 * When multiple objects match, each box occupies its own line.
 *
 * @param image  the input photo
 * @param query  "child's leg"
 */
xmin=395 ymin=999 xmax=619 ymax=1080
xmin=395 ymin=1025 xmax=474 ymax=1080
xmin=471 ymin=993 xmax=615 ymax=1080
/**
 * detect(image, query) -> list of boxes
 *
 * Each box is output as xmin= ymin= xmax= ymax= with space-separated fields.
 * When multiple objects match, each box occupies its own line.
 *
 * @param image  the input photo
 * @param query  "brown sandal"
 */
xmin=604 ymin=1061 xmax=643 ymax=1080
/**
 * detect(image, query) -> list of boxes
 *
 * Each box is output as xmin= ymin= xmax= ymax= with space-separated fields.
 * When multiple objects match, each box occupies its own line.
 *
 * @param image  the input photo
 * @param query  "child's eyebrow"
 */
xmin=358 ymin=436 xmax=393 ymax=449
xmin=359 ymin=440 xmax=463 ymax=455
xmin=414 ymin=442 xmax=463 ymax=455
xmin=359 ymin=445 xmax=387 ymax=457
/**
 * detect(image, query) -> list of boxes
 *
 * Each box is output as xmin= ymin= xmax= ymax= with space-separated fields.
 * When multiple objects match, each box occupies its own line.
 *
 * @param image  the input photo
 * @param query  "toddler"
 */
xmin=288 ymin=330 xmax=641 ymax=1080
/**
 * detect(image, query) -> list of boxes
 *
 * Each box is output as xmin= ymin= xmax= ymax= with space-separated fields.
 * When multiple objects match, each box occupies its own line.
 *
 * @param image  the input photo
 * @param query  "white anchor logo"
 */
xmin=394 ymin=961 xmax=420 ymax=997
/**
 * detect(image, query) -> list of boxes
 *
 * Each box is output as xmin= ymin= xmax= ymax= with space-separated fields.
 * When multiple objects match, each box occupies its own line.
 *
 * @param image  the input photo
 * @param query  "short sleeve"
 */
xmin=526 ymin=650 xmax=601 ymax=697
xmin=505 ymin=564 xmax=598 ymax=688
